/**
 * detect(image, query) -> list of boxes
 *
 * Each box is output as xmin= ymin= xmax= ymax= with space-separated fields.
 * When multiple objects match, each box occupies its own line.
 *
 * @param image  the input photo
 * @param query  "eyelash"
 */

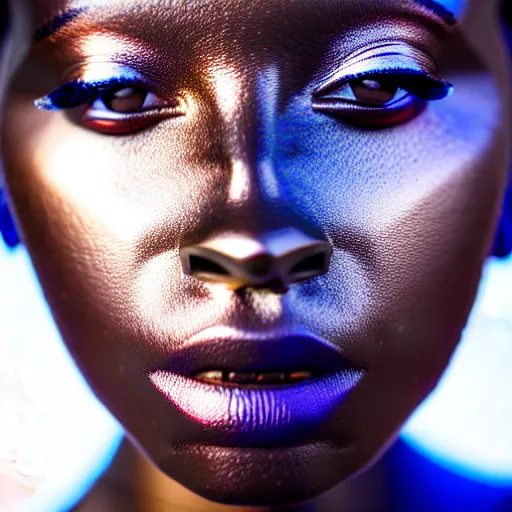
xmin=36 ymin=78 xmax=152 ymax=109
xmin=34 ymin=68 xmax=452 ymax=134
xmin=316 ymin=69 xmax=452 ymax=99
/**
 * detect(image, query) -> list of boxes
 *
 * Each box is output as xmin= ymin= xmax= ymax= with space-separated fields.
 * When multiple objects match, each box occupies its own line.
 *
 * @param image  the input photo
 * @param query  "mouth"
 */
xmin=148 ymin=328 xmax=365 ymax=445
xmin=163 ymin=328 xmax=357 ymax=388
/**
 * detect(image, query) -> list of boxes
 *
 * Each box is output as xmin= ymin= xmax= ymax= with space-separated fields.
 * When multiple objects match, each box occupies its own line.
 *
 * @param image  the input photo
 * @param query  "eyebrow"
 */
xmin=33 ymin=0 xmax=456 ymax=43
xmin=34 ymin=7 xmax=88 ymax=42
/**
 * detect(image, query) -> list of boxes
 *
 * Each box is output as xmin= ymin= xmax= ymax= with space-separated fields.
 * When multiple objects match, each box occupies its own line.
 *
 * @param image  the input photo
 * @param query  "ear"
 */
xmin=0 ymin=188 xmax=19 ymax=248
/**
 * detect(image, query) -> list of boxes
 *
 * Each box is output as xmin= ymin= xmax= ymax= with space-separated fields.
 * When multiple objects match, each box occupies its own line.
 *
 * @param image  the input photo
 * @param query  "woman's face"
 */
xmin=2 ymin=0 xmax=507 ymax=506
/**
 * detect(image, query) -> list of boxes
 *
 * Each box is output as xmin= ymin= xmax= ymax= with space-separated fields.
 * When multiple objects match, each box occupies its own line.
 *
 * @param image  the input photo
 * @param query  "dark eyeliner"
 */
xmin=34 ymin=77 xmax=137 ymax=111
xmin=313 ymin=69 xmax=453 ymax=102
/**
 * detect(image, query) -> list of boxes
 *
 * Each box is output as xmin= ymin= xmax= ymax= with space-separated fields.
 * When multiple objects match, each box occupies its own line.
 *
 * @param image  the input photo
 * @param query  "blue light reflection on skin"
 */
xmin=0 ymin=242 xmax=123 ymax=512
xmin=401 ymin=254 xmax=512 ymax=487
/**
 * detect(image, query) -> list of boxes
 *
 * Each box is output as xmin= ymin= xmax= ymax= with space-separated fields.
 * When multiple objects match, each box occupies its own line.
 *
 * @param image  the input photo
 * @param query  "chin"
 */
xmin=152 ymin=442 xmax=361 ymax=507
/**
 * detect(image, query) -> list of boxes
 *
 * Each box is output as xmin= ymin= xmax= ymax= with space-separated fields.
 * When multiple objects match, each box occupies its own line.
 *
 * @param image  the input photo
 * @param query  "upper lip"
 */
xmin=166 ymin=329 xmax=355 ymax=378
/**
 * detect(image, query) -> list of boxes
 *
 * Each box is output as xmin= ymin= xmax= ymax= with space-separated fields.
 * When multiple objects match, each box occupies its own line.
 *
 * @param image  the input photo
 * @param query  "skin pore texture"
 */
xmin=0 ymin=0 xmax=509 ymax=509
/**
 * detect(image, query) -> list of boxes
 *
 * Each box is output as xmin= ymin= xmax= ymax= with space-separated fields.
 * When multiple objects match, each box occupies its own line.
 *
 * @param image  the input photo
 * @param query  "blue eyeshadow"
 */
xmin=34 ymin=77 xmax=135 ymax=111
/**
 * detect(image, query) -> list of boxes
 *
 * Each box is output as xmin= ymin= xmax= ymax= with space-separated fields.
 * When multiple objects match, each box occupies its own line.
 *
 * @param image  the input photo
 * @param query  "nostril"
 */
xmin=289 ymin=252 xmax=327 ymax=276
xmin=181 ymin=230 xmax=332 ymax=289
xmin=188 ymin=255 xmax=230 ymax=276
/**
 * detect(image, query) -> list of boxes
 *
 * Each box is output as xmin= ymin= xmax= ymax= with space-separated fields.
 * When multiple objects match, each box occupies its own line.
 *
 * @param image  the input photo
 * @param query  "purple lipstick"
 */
xmin=149 ymin=328 xmax=365 ymax=445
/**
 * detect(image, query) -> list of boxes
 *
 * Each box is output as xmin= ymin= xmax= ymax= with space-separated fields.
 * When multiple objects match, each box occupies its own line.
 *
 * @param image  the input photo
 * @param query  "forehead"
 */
xmin=31 ymin=0 xmax=468 ymax=25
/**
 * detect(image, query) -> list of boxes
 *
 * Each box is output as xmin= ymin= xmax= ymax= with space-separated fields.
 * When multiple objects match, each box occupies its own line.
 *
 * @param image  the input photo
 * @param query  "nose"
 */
xmin=180 ymin=227 xmax=332 ymax=292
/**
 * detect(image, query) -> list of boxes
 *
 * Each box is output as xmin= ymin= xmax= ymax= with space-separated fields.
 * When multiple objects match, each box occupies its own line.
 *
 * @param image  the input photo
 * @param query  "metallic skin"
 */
xmin=1 ymin=0 xmax=509 ymax=507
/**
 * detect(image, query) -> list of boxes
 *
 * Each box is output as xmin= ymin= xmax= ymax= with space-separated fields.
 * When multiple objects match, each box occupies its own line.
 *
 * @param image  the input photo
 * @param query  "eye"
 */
xmin=349 ymin=78 xmax=400 ymax=105
xmin=91 ymin=86 xmax=166 ymax=114
xmin=35 ymin=77 xmax=185 ymax=135
xmin=312 ymin=72 xmax=452 ymax=128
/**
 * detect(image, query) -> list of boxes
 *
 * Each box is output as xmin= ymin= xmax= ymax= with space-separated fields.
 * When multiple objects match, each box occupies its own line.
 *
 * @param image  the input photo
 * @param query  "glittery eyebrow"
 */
xmin=33 ymin=7 xmax=88 ymax=42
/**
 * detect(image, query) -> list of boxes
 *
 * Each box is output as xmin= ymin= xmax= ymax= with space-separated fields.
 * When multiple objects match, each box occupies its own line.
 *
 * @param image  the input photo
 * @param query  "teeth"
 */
xmin=288 ymin=371 xmax=313 ymax=382
xmin=228 ymin=372 xmax=259 ymax=384
xmin=255 ymin=372 xmax=287 ymax=384
xmin=193 ymin=370 xmax=314 ymax=385
xmin=194 ymin=370 xmax=223 ymax=382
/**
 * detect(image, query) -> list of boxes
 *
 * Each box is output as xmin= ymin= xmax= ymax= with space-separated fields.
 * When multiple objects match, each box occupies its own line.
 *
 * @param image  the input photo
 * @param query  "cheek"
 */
xmin=2 ymin=95 xmax=235 ymax=357
xmin=279 ymin=71 xmax=504 ymax=363
xmin=4 ymin=90 xmax=233 ymax=276
xmin=279 ymin=73 xmax=501 ymax=228
xmin=20 ymin=114 xmax=225 ymax=241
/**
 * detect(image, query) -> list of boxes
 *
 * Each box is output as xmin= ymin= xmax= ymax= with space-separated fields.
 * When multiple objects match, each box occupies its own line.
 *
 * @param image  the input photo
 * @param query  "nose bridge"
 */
xmin=212 ymin=65 xmax=281 ymax=203
xmin=180 ymin=67 xmax=333 ymax=291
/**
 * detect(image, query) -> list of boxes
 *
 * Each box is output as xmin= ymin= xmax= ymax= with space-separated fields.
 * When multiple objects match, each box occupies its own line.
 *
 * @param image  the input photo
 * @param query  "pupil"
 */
xmin=105 ymin=87 xmax=147 ymax=113
xmin=350 ymin=79 xmax=398 ymax=105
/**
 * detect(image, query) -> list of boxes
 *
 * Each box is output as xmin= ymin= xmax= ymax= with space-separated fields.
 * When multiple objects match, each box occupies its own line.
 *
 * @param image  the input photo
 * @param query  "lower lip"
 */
xmin=149 ymin=369 xmax=364 ymax=445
